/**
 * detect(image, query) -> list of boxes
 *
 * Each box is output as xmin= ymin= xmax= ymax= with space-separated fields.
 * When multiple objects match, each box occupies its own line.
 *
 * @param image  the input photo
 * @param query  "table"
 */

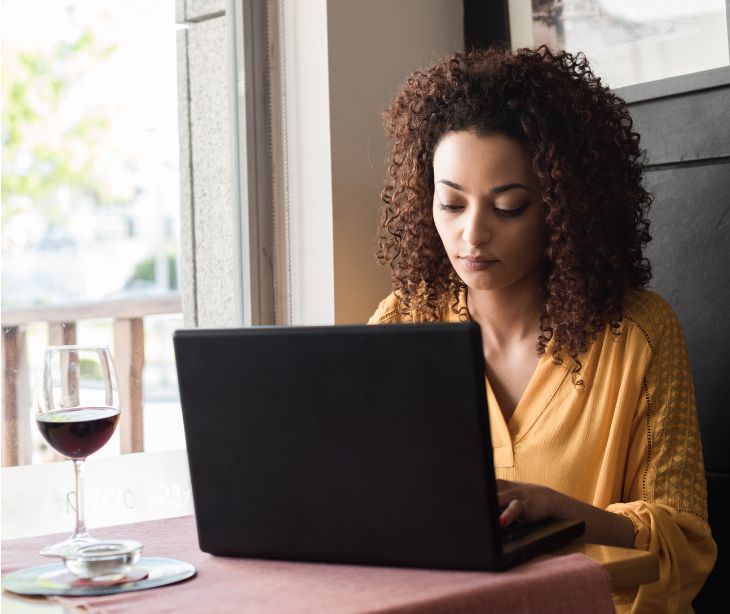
xmin=2 ymin=516 xmax=658 ymax=613
xmin=555 ymin=542 xmax=658 ymax=591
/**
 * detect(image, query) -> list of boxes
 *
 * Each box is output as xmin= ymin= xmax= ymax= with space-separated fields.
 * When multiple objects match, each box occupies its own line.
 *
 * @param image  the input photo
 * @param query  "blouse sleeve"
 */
xmin=607 ymin=300 xmax=717 ymax=613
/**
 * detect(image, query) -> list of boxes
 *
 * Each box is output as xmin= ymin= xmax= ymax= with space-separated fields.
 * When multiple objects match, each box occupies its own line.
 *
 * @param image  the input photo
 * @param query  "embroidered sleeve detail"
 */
xmin=638 ymin=294 xmax=709 ymax=520
xmin=641 ymin=378 xmax=653 ymax=503
xmin=371 ymin=309 xmax=402 ymax=324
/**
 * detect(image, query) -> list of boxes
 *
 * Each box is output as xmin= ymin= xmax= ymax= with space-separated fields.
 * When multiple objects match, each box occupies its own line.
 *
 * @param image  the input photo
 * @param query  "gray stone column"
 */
xmin=176 ymin=0 xmax=238 ymax=328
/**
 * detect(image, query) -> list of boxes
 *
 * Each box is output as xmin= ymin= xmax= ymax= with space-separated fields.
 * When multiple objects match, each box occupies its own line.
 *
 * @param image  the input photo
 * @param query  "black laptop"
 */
xmin=173 ymin=322 xmax=584 ymax=571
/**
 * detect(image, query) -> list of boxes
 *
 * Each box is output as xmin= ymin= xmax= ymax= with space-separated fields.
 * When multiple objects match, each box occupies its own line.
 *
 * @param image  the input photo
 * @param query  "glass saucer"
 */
xmin=62 ymin=540 xmax=143 ymax=580
xmin=2 ymin=557 xmax=196 ymax=597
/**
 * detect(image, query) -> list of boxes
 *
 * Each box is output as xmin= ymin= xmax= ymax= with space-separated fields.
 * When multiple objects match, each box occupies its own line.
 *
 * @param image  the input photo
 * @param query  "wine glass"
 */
xmin=36 ymin=345 xmax=121 ymax=556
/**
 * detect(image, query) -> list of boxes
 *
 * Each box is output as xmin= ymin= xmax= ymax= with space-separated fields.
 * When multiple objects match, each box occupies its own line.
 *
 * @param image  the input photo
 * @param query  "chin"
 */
xmin=457 ymin=271 xmax=507 ymax=292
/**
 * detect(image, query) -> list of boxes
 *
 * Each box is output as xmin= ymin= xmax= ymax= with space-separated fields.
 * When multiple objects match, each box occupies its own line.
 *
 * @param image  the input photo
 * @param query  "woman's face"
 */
xmin=432 ymin=131 xmax=546 ymax=293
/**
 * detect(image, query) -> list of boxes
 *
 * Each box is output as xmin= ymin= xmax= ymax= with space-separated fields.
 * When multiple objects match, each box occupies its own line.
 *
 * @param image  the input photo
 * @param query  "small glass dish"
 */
xmin=62 ymin=540 xmax=143 ymax=580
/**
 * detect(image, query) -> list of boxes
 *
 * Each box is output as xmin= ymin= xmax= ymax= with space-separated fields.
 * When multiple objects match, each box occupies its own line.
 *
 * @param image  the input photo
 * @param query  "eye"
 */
xmin=439 ymin=203 xmax=464 ymax=213
xmin=493 ymin=203 xmax=529 ymax=218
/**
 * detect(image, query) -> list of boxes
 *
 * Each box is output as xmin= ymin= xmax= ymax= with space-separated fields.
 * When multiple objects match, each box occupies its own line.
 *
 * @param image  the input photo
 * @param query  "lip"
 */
xmin=458 ymin=256 xmax=499 ymax=271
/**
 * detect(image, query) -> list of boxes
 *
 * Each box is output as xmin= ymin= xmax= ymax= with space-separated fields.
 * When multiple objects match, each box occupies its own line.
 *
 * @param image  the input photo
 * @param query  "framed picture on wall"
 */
xmin=505 ymin=0 xmax=730 ymax=100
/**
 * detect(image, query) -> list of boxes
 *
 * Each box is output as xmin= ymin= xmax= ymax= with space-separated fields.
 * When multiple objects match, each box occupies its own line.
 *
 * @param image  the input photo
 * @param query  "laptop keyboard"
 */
xmin=500 ymin=519 xmax=552 ymax=544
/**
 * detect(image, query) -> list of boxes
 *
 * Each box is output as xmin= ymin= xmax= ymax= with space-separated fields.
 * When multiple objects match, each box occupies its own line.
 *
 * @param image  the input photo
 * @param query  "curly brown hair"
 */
xmin=376 ymin=45 xmax=652 ymax=371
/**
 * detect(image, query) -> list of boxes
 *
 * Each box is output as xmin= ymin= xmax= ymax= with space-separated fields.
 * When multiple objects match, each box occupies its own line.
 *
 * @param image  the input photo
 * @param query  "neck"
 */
xmin=466 ymin=266 xmax=545 ymax=351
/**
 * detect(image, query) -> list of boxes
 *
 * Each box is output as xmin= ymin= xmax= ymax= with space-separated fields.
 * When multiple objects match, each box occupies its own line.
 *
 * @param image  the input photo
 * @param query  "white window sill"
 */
xmin=1 ymin=450 xmax=192 ymax=541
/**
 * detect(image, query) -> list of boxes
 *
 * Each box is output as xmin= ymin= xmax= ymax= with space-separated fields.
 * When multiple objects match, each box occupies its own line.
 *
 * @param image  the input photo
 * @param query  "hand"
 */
xmin=496 ymin=479 xmax=636 ymax=547
xmin=497 ymin=479 xmax=559 ymax=527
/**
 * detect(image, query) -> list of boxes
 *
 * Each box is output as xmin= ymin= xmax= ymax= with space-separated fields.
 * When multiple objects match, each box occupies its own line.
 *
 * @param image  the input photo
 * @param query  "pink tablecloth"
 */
xmin=2 ymin=516 xmax=614 ymax=613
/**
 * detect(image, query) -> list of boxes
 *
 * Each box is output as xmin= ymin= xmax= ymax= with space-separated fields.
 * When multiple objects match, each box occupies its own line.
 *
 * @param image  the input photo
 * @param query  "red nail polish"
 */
xmin=499 ymin=516 xmax=508 ymax=527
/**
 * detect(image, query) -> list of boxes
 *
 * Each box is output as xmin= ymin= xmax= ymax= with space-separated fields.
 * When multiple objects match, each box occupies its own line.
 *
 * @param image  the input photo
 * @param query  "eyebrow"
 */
xmin=436 ymin=179 xmax=531 ymax=194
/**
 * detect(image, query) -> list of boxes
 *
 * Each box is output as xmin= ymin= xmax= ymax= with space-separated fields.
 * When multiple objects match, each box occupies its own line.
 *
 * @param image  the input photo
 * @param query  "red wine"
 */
xmin=36 ymin=407 xmax=120 ymax=459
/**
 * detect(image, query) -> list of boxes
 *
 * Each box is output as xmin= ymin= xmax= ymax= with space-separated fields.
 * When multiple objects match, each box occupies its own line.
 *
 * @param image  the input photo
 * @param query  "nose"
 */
xmin=461 ymin=205 xmax=492 ymax=247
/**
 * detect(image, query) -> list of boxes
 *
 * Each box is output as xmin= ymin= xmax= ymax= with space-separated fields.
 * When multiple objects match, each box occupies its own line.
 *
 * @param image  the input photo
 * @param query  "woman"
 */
xmin=369 ymin=47 xmax=716 ymax=612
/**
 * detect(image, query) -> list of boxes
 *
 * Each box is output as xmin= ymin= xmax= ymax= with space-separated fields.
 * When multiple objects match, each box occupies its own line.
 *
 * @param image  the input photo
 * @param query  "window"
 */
xmin=509 ymin=0 xmax=730 ymax=89
xmin=2 ymin=0 xmax=184 ymax=469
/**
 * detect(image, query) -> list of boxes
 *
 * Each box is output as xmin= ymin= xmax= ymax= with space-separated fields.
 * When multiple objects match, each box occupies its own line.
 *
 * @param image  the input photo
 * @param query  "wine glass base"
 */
xmin=40 ymin=535 xmax=99 ymax=558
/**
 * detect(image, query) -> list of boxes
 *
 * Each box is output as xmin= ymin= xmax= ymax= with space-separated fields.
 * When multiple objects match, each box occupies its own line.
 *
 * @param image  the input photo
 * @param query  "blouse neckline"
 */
xmin=445 ymin=286 xmax=571 ymax=454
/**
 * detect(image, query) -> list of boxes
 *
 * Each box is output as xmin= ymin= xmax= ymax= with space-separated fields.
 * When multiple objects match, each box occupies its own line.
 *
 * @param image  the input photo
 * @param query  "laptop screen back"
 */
xmin=174 ymin=322 xmax=504 ymax=570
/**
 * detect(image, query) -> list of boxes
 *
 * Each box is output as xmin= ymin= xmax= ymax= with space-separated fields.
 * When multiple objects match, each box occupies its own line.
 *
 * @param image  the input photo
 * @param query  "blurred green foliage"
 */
xmin=79 ymin=357 xmax=104 ymax=380
xmin=1 ymin=26 xmax=124 ymax=226
xmin=126 ymin=253 xmax=179 ymax=291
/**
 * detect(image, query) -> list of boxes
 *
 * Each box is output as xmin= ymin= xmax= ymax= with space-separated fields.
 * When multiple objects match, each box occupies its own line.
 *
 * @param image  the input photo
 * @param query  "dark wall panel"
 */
xmin=630 ymin=86 xmax=730 ymax=165
xmin=643 ymin=162 xmax=730 ymax=472
xmin=628 ymin=77 xmax=729 ymax=610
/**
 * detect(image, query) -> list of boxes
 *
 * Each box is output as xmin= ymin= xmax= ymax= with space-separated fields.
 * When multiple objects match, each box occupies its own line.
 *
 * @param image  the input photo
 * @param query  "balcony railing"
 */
xmin=1 ymin=294 xmax=182 ymax=467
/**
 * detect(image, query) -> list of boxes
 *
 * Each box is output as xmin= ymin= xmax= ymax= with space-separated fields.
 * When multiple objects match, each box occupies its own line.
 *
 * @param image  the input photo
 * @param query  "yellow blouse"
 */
xmin=369 ymin=288 xmax=716 ymax=613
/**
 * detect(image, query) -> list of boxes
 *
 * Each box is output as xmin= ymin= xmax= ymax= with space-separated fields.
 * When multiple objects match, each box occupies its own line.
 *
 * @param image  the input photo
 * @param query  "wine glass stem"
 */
xmin=71 ymin=458 xmax=90 ymax=541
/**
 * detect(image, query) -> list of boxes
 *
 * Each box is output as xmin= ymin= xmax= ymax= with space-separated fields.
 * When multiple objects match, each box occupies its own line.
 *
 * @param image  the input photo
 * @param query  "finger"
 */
xmin=499 ymin=499 xmax=524 ymax=527
xmin=498 ymin=488 xmax=522 ymax=509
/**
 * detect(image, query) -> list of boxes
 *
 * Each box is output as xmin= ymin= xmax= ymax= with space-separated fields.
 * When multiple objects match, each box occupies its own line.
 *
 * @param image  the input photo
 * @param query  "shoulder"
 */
xmin=622 ymin=289 xmax=684 ymax=351
xmin=367 ymin=290 xmax=459 ymax=324
xmin=368 ymin=293 xmax=408 ymax=324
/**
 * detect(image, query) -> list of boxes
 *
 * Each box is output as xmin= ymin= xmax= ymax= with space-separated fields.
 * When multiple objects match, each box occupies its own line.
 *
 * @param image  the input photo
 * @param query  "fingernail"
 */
xmin=499 ymin=515 xmax=508 ymax=527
